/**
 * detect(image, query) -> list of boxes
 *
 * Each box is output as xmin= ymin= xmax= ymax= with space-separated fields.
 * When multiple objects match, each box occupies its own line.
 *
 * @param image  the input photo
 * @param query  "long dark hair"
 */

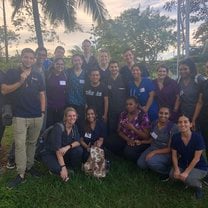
xmin=84 ymin=107 xmax=97 ymax=132
xmin=132 ymin=63 xmax=149 ymax=77
xmin=179 ymin=58 xmax=197 ymax=79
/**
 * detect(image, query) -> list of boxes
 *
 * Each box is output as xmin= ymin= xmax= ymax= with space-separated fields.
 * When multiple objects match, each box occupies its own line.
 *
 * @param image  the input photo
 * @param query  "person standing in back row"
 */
xmin=97 ymin=49 xmax=111 ymax=84
xmin=67 ymin=54 xmax=86 ymax=131
xmin=129 ymin=64 xmax=158 ymax=121
xmin=177 ymin=58 xmax=205 ymax=128
xmin=120 ymin=48 xmax=135 ymax=85
xmin=81 ymin=39 xmax=98 ymax=76
xmin=46 ymin=58 xmax=68 ymax=128
xmin=43 ymin=46 xmax=65 ymax=71
xmin=153 ymin=64 xmax=180 ymax=122
xmin=107 ymin=60 xmax=127 ymax=134
xmin=120 ymin=49 xmax=149 ymax=86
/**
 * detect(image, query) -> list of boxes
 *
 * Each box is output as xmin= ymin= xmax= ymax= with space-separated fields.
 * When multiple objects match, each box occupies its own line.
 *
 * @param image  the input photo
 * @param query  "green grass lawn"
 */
xmin=0 ymin=128 xmax=208 ymax=208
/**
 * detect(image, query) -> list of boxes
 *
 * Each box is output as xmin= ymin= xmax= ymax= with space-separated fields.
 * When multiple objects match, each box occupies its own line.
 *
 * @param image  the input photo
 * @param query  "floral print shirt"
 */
xmin=118 ymin=110 xmax=150 ymax=140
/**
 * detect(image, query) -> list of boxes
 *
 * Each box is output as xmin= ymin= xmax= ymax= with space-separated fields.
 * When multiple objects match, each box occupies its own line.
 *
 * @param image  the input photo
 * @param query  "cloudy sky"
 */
xmin=1 ymin=0 xmax=181 ymax=57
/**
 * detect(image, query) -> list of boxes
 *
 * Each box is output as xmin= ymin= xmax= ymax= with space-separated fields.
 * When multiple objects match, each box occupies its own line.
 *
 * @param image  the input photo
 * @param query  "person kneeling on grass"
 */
xmin=41 ymin=107 xmax=83 ymax=182
xmin=80 ymin=107 xmax=106 ymax=163
xmin=170 ymin=115 xmax=208 ymax=199
xmin=117 ymin=96 xmax=151 ymax=162
xmin=137 ymin=106 xmax=178 ymax=181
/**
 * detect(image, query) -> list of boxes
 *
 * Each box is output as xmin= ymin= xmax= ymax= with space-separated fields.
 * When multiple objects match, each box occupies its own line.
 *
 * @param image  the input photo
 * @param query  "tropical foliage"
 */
xmin=92 ymin=7 xmax=176 ymax=62
xmin=0 ymin=26 xmax=19 ymax=57
xmin=10 ymin=0 xmax=108 ymax=47
xmin=164 ymin=0 xmax=208 ymax=52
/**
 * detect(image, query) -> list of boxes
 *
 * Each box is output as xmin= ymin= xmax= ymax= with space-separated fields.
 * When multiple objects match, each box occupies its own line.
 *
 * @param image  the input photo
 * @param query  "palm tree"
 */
xmin=10 ymin=0 xmax=108 ymax=47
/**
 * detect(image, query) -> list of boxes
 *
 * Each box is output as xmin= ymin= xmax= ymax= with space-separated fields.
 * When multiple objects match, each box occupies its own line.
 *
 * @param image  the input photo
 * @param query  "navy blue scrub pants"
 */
xmin=46 ymin=107 xmax=65 ymax=128
xmin=124 ymin=143 xmax=150 ymax=162
xmin=42 ymin=146 xmax=83 ymax=174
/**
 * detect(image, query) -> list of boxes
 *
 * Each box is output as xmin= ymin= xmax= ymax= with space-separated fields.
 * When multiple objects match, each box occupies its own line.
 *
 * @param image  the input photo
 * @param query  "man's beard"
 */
xmin=22 ymin=64 xmax=32 ymax=69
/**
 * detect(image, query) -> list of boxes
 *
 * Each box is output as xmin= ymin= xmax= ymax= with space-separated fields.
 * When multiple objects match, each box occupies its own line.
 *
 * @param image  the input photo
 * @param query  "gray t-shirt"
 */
xmin=150 ymin=121 xmax=178 ymax=149
xmin=179 ymin=79 xmax=200 ymax=120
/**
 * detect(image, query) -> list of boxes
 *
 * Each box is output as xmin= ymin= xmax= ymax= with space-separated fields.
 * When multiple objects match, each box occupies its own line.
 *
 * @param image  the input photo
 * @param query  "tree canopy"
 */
xmin=164 ymin=0 xmax=208 ymax=50
xmin=10 ymin=0 xmax=109 ymax=47
xmin=0 ymin=26 xmax=19 ymax=57
xmin=93 ymin=7 xmax=176 ymax=62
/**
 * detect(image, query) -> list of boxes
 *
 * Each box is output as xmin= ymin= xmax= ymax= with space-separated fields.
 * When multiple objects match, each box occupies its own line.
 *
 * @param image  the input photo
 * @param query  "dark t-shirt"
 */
xmin=178 ymin=79 xmax=200 ymax=120
xmin=153 ymin=77 xmax=179 ymax=111
xmin=107 ymin=74 xmax=127 ymax=113
xmin=32 ymin=64 xmax=46 ymax=88
xmin=3 ymin=68 xmax=45 ymax=118
xmin=84 ymin=83 xmax=108 ymax=119
xmin=81 ymin=55 xmax=99 ymax=75
xmin=150 ymin=121 xmax=178 ymax=149
xmin=171 ymin=132 xmax=207 ymax=171
xmin=46 ymin=71 xmax=67 ymax=109
xmin=99 ymin=67 xmax=110 ymax=85
xmin=120 ymin=64 xmax=150 ymax=86
xmin=120 ymin=65 xmax=133 ymax=86
xmin=45 ymin=123 xmax=80 ymax=152
xmin=81 ymin=120 xmax=106 ymax=145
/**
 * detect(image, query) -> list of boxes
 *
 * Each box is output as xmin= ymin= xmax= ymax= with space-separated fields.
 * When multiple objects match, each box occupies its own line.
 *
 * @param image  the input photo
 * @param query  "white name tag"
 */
xmin=79 ymin=79 xmax=85 ymax=84
xmin=84 ymin=133 xmax=92 ymax=138
xmin=140 ymin=88 xmax=145 ymax=93
xmin=59 ymin=81 xmax=66 ymax=86
xmin=180 ymin=90 xmax=184 ymax=96
xmin=32 ymin=77 xmax=38 ymax=81
xmin=150 ymin=131 xmax=158 ymax=139
xmin=108 ymin=85 xmax=112 ymax=90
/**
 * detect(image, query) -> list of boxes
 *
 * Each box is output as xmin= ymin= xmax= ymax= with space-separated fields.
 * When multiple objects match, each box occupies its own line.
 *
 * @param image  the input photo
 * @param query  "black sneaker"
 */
xmin=202 ymin=174 xmax=208 ymax=186
xmin=7 ymin=175 xmax=26 ymax=189
xmin=26 ymin=167 xmax=42 ymax=178
xmin=6 ymin=161 xmax=16 ymax=170
xmin=195 ymin=187 xmax=204 ymax=199
xmin=159 ymin=174 xmax=169 ymax=182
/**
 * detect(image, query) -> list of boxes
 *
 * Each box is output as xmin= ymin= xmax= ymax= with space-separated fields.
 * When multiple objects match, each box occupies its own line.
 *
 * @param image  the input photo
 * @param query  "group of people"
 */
xmin=0 ymin=39 xmax=208 ymax=199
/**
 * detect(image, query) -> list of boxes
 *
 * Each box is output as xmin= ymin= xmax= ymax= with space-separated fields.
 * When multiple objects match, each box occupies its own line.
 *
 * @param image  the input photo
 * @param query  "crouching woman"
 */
xmin=80 ymin=107 xmax=106 ymax=163
xmin=170 ymin=115 xmax=208 ymax=199
xmin=42 ymin=107 xmax=83 ymax=182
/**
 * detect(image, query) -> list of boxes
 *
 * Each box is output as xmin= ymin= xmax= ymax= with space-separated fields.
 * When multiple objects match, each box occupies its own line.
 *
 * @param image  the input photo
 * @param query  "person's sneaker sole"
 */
xmin=6 ymin=163 xmax=16 ymax=170
xmin=161 ymin=177 xmax=169 ymax=182
xmin=159 ymin=174 xmax=169 ymax=182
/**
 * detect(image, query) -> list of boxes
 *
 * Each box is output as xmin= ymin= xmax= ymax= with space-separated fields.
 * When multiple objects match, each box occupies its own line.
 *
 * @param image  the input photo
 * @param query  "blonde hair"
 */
xmin=63 ymin=107 xmax=77 ymax=123
xmin=98 ymin=49 xmax=110 ymax=58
